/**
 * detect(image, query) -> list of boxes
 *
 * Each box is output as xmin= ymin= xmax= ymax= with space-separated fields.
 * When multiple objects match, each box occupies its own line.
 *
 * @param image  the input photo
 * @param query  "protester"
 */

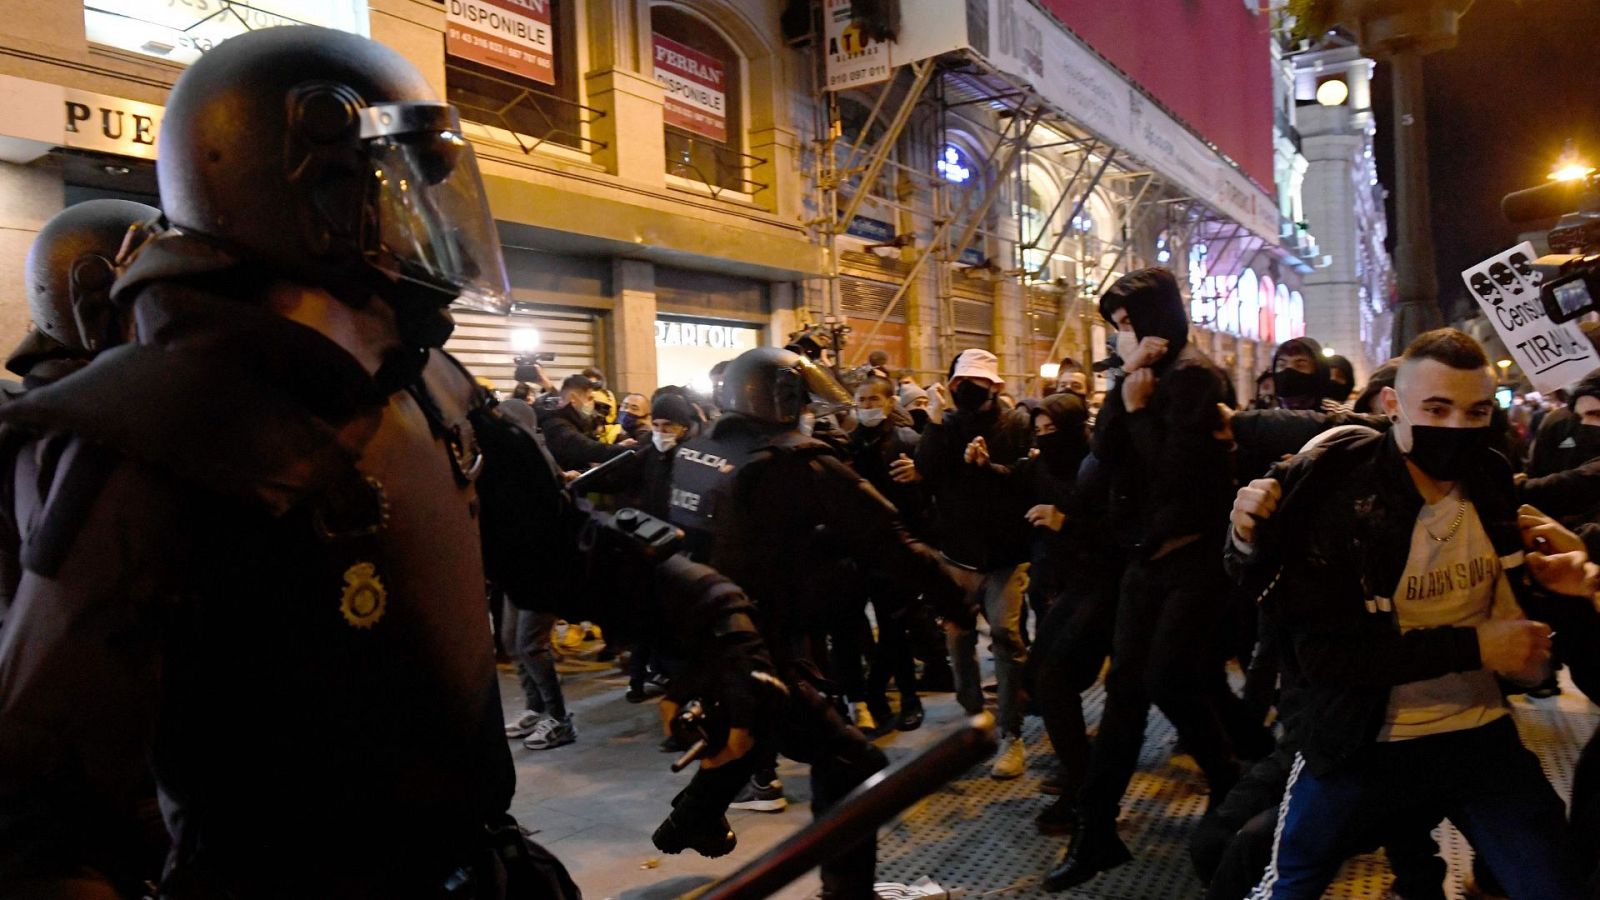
xmin=538 ymin=374 xmax=631 ymax=470
xmin=1047 ymin=267 xmax=1244 ymax=890
xmin=1227 ymin=328 xmax=1586 ymax=899
xmin=912 ymin=348 xmax=1034 ymax=779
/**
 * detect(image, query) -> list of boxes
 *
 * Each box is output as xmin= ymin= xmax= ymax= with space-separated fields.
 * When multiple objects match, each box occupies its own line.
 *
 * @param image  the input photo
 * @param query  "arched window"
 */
xmin=651 ymin=5 xmax=746 ymax=193
xmin=444 ymin=0 xmax=586 ymax=152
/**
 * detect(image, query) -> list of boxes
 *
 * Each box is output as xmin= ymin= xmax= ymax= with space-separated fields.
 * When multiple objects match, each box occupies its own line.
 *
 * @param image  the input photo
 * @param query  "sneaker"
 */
xmin=523 ymin=714 xmax=576 ymax=750
xmin=728 ymin=776 xmax=787 ymax=812
xmin=894 ymin=702 xmax=924 ymax=732
xmin=625 ymin=686 xmax=648 ymax=703
xmin=991 ymin=735 xmax=1025 ymax=780
xmin=1035 ymin=797 xmax=1077 ymax=836
xmin=853 ymin=702 xmax=878 ymax=735
xmin=504 ymin=710 xmax=545 ymax=739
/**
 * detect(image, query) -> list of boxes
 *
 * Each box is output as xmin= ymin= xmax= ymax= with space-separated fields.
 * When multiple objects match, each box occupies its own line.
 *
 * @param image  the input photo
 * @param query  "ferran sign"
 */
xmin=653 ymin=33 xmax=728 ymax=143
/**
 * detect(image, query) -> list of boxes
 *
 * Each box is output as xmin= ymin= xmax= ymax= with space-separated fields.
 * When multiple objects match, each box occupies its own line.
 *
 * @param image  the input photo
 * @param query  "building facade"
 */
xmin=0 ymin=1 xmax=1330 ymax=402
xmin=1289 ymin=35 xmax=1396 ymax=378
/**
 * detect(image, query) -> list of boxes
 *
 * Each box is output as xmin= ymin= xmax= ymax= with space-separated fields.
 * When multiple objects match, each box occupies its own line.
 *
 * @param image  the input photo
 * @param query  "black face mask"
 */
xmin=1404 ymin=424 xmax=1489 ymax=482
xmin=909 ymin=408 xmax=930 ymax=432
xmin=1035 ymin=430 xmax=1086 ymax=476
xmin=1273 ymin=369 xmax=1320 ymax=408
xmin=952 ymin=380 xmax=993 ymax=413
xmin=1576 ymin=423 xmax=1600 ymax=462
xmin=1327 ymin=380 xmax=1354 ymax=403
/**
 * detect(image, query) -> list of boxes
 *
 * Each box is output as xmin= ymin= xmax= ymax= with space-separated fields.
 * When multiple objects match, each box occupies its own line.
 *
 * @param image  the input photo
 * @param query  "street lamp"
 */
xmin=1315 ymin=79 xmax=1349 ymax=107
xmin=1322 ymin=346 xmax=1337 ymax=357
xmin=1039 ymin=362 xmax=1060 ymax=380
xmin=1497 ymin=358 xmax=1513 ymax=370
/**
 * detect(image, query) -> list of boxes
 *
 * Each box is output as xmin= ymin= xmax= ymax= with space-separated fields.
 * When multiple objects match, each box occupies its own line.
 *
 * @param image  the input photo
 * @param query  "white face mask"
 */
xmin=576 ymin=401 xmax=596 ymax=418
xmin=653 ymin=430 xmax=678 ymax=453
xmin=856 ymin=408 xmax=887 ymax=428
xmin=1115 ymin=330 xmax=1140 ymax=369
xmin=798 ymin=412 xmax=817 ymax=436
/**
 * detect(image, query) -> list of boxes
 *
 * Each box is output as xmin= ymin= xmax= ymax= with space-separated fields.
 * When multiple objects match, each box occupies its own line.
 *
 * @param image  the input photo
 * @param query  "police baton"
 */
xmin=688 ymin=712 xmax=997 ymax=900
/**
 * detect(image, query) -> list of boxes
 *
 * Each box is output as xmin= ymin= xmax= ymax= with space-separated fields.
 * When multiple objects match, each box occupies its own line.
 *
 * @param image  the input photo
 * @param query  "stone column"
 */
xmin=611 ymin=258 xmax=658 ymax=395
xmin=586 ymin=68 xmax=667 ymax=187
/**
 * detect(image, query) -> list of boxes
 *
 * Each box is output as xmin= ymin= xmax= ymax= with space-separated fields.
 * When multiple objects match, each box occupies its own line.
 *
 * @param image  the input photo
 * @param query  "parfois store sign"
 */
xmin=652 ymin=33 xmax=727 ymax=143
xmin=446 ymin=0 xmax=556 ymax=85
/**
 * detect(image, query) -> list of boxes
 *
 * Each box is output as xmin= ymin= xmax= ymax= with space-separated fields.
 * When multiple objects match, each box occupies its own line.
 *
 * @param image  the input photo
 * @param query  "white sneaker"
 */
xmin=505 ymin=710 xmax=545 ymax=739
xmin=853 ymin=702 xmax=878 ymax=734
xmin=523 ymin=714 xmax=577 ymax=750
xmin=991 ymin=735 xmax=1025 ymax=780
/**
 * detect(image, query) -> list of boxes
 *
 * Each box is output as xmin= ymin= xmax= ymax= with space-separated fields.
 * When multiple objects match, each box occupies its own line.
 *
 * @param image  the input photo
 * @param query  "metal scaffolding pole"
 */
xmin=847 ymin=105 xmax=1045 ymax=365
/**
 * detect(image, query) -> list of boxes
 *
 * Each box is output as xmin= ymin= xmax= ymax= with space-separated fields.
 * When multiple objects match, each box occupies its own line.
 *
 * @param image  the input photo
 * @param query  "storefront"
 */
xmin=653 ymin=315 xmax=762 ymax=390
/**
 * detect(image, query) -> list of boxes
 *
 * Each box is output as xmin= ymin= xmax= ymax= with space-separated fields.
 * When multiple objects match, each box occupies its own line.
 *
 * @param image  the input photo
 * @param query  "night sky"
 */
xmin=1368 ymin=0 xmax=1600 ymax=321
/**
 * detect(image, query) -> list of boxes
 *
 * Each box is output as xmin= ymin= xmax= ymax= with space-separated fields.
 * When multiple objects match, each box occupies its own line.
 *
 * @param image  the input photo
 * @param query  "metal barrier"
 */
xmin=689 ymin=713 xmax=997 ymax=900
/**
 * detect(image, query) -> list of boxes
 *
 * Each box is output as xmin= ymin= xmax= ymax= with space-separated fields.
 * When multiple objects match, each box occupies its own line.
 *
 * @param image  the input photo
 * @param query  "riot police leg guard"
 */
xmin=777 ymin=679 xmax=889 ymax=900
xmin=653 ymin=749 xmax=755 ymax=858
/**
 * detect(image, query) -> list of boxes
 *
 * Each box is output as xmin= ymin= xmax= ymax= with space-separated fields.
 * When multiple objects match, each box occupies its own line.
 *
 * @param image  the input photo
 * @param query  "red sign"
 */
xmin=653 ymin=33 xmax=727 ymax=143
xmin=446 ymin=0 xmax=555 ymax=85
xmin=1037 ymin=0 xmax=1275 ymax=194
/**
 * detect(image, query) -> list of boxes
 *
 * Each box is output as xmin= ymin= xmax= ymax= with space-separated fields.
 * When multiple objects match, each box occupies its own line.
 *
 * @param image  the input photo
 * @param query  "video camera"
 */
xmin=1502 ymin=172 xmax=1600 ymax=323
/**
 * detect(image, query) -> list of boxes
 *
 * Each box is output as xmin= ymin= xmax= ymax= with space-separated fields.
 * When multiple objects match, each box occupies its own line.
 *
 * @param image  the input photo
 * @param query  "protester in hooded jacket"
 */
xmin=1325 ymin=354 xmax=1357 ymax=406
xmin=1528 ymin=370 xmax=1600 ymax=478
xmin=898 ymin=382 xmax=931 ymax=433
xmin=1046 ymin=267 xmax=1245 ymax=891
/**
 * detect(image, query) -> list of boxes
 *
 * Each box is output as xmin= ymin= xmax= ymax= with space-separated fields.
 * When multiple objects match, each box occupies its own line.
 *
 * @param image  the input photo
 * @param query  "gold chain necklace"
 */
xmin=1422 ymin=498 xmax=1469 ymax=543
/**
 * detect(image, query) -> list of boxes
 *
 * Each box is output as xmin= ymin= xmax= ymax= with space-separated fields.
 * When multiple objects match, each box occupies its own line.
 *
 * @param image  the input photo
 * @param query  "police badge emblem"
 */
xmin=339 ymin=562 xmax=387 ymax=628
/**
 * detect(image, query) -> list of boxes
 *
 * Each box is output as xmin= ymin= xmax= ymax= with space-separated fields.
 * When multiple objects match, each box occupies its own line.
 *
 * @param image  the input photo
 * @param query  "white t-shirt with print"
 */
xmin=1379 ymin=488 xmax=1520 ymax=742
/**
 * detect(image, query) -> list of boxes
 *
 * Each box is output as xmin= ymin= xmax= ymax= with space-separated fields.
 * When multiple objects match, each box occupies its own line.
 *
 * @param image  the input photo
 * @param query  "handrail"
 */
xmin=690 ymin=713 xmax=997 ymax=900
xmin=446 ymin=62 xmax=609 ymax=156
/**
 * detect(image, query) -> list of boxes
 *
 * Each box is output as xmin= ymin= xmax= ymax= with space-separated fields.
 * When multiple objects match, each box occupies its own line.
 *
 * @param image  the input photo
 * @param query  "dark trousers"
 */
xmin=1570 ymin=730 xmax=1600 ymax=895
xmin=673 ymin=678 xmax=887 ymax=899
xmin=1078 ymin=541 xmax=1238 ymax=826
xmin=1033 ymin=567 xmax=1119 ymax=799
xmin=505 ymin=600 xmax=565 ymax=721
xmin=865 ymin=591 xmax=919 ymax=709
xmin=1193 ymin=746 xmax=1446 ymax=900
xmin=829 ymin=602 xmax=875 ymax=705
xmin=1250 ymin=718 xmax=1579 ymax=899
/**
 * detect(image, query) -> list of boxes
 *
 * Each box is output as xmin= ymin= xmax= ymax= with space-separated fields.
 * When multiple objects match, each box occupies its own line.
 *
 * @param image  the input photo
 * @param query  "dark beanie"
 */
xmin=651 ymin=391 xmax=697 ymax=427
xmin=1573 ymin=370 xmax=1600 ymax=408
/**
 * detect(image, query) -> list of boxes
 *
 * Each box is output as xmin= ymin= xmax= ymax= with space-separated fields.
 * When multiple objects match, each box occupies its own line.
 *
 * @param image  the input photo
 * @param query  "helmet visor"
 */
xmin=365 ymin=125 xmax=510 ymax=314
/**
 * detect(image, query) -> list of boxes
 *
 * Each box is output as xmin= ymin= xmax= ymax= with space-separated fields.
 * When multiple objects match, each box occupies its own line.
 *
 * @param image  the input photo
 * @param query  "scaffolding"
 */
xmin=802 ymin=40 xmax=1322 ymax=389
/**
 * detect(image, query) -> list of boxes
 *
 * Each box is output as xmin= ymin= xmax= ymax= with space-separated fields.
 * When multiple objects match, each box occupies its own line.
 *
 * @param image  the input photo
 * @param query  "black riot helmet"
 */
xmin=716 ymin=347 xmax=853 ymax=426
xmin=24 ymin=198 xmax=160 ymax=357
xmin=156 ymin=26 xmax=511 ymax=344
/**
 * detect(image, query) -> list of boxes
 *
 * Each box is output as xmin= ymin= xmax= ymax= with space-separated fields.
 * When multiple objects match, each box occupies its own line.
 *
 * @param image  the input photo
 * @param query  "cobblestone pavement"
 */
xmin=503 ymin=638 xmax=1597 ymax=900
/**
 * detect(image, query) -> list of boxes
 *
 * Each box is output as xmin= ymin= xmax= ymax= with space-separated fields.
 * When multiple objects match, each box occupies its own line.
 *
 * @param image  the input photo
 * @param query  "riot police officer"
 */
xmin=657 ymin=346 xmax=978 ymax=900
xmin=3 ymin=199 xmax=158 ymax=394
xmin=0 ymin=26 xmax=770 ymax=900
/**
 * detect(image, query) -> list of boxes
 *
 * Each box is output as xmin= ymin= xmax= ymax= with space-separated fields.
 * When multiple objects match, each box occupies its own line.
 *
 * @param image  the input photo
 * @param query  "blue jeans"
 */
xmin=945 ymin=563 xmax=1029 ymax=737
xmin=1250 ymin=717 xmax=1579 ymax=899
xmin=504 ymin=601 xmax=565 ymax=720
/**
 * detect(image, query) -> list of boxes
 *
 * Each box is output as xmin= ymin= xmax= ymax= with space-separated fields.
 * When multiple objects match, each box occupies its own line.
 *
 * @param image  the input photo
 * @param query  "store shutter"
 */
xmin=445 ymin=305 xmax=600 ymax=391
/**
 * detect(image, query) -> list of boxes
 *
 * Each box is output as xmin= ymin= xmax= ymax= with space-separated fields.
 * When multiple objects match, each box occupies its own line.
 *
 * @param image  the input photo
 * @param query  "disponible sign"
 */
xmin=446 ymin=0 xmax=556 ymax=85
xmin=825 ymin=0 xmax=890 ymax=90
xmin=1463 ymin=242 xmax=1598 ymax=394
xmin=653 ymin=34 xmax=727 ymax=143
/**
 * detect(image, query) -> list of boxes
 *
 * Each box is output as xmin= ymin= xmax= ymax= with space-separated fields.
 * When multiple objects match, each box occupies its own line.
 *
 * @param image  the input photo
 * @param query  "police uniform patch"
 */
xmin=339 ymin=562 xmax=387 ymax=628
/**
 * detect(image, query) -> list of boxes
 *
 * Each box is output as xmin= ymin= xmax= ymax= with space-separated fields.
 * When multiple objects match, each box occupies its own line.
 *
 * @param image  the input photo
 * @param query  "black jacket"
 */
xmin=1224 ymin=427 xmax=1566 ymax=775
xmin=845 ymin=420 xmax=927 ymax=531
xmin=1231 ymin=408 xmax=1389 ymax=482
xmin=1095 ymin=343 xmax=1237 ymax=558
xmin=915 ymin=404 xmax=1033 ymax=570
xmin=536 ymin=401 xmax=628 ymax=471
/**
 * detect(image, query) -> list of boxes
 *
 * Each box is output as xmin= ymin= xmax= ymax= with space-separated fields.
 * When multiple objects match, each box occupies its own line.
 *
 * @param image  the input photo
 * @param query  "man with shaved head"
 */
xmin=1225 ymin=329 xmax=1589 ymax=898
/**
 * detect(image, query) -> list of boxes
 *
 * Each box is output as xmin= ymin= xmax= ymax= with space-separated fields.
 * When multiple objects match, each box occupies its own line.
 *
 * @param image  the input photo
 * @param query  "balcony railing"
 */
xmin=446 ymin=62 xmax=608 ymax=157
xmin=667 ymin=136 xmax=769 ymax=200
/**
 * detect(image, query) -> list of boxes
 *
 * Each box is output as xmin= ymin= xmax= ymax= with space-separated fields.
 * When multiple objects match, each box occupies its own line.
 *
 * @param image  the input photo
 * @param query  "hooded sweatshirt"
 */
xmin=1093 ymin=267 xmax=1237 ymax=557
xmin=1270 ymin=336 xmax=1332 ymax=411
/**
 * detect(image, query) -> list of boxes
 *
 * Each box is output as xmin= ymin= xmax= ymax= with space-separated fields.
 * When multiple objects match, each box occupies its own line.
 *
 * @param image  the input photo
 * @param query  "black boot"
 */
xmin=1043 ymin=819 xmax=1131 ymax=892
xmin=1035 ymin=797 xmax=1077 ymax=836
xmin=651 ymin=809 xmax=737 ymax=858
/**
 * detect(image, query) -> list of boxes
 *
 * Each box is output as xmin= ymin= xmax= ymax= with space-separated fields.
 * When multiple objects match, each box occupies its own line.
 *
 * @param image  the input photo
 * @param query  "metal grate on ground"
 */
xmin=872 ymin=678 xmax=1599 ymax=900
